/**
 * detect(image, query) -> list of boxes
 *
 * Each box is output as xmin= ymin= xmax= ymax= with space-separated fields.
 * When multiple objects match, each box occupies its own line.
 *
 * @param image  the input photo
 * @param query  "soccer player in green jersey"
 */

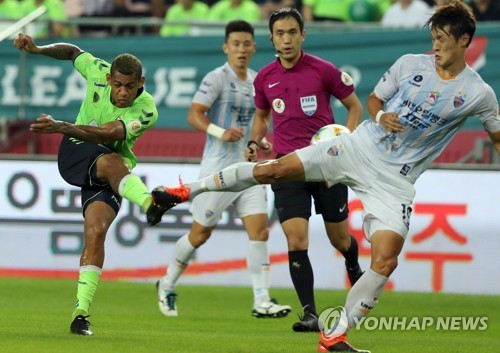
xmin=13 ymin=33 xmax=166 ymax=336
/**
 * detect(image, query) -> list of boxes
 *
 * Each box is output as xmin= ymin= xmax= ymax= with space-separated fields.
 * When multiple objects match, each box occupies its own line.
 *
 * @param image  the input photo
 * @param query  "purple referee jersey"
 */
xmin=253 ymin=51 xmax=354 ymax=154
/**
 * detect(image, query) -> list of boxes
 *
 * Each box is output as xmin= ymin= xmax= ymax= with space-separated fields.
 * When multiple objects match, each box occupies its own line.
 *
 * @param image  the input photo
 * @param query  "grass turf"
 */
xmin=0 ymin=278 xmax=498 ymax=353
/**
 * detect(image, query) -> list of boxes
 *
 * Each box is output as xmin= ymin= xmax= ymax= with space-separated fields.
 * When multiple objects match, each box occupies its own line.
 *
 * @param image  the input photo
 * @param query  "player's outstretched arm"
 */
xmin=488 ymin=130 xmax=500 ymax=156
xmin=13 ymin=33 xmax=83 ymax=62
xmin=30 ymin=114 xmax=125 ymax=144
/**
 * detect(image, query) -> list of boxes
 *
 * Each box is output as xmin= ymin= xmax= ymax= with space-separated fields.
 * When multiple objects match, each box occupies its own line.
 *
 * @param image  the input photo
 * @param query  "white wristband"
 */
xmin=375 ymin=110 xmax=385 ymax=124
xmin=206 ymin=123 xmax=226 ymax=139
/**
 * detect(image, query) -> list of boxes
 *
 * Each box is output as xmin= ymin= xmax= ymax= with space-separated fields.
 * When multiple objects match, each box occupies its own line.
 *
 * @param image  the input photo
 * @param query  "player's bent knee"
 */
xmin=371 ymin=256 xmax=398 ymax=277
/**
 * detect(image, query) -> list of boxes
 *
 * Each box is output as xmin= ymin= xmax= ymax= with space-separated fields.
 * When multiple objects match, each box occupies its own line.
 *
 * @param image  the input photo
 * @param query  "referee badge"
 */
xmin=272 ymin=98 xmax=285 ymax=113
xmin=300 ymin=95 xmax=317 ymax=116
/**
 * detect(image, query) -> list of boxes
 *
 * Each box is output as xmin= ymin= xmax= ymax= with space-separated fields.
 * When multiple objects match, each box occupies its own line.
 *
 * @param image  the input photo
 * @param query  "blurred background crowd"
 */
xmin=0 ymin=0 xmax=499 ymax=38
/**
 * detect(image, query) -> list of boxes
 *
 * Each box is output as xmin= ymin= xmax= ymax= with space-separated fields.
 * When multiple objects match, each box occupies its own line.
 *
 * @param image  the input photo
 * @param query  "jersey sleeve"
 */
xmin=73 ymin=52 xmax=111 ymax=81
xmin=478 ymin=86 xmax=500 ymax=133
xmin=192 ymin=70 xmax=222 ymax=108
xmin=253 ymin=71 xmax=270 ymax=110
xmin=373 ymin=55 xmax=406 ymax=102
xmin=324 ymin=62 xmax=355 ymax=101
xmin=120 ymin=94 xmax=158 ymax=141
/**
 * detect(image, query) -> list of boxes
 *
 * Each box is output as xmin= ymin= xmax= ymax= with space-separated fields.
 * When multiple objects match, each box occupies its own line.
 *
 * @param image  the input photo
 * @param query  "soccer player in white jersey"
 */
xmin=151 ymin=1 xmax=499 ymax=351
xmin=155 ymin=20 xmax=291 ymax=319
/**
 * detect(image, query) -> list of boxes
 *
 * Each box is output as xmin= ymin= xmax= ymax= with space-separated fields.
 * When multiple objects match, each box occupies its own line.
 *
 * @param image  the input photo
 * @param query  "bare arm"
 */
xmin=13 ymin=33 xmax=83 ymax=62
xmin=366 ymin=91 xmax=404 ymax=132
xmin=339 ymin=92 xmax=363 ymax=132
xmin=187 ymin=102 xmax=244 ymax=142
xmin=30 ymin=114 xmax=125 ymax=144
xmin=488 ymin=130 xmax=500 ymax=156
xmin=245 ymin=107 xmax=272 ymax=161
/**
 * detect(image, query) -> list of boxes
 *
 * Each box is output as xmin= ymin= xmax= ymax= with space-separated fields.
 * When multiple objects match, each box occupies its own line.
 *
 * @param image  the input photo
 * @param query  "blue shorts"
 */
xmin=58 ymin=135 xmax=122 ymax=216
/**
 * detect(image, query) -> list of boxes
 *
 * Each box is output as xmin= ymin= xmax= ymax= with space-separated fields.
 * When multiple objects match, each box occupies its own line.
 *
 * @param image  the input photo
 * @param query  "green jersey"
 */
xmin=74 ymin=52 xmax=158 ymax=170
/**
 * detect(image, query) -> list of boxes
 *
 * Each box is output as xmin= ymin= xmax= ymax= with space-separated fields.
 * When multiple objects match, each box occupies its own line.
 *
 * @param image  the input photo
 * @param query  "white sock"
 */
xmin=345 ymin=268 xmax=388 ymax=328
xmin=187 ymin=162 xmax=258 ymax=199
xmin=248 ymin=240 xmax=270 ymax=306
xmin=160 ymin=233 xmax=195 ymax=291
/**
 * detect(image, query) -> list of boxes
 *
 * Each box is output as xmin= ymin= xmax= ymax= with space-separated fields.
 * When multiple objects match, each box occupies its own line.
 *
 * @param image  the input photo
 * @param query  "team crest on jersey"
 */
xmin=93 ymin=92 xmax=100 ymax=103
xmin=300 ymin=95 xmax=317 ymax=116
xmin=427 ymin=91 xmax=440 ymax=105
xmin=341 ymin=72 xmax=353 ymax=86
xmin=454 ymin=95 xmax=465 ymax=108
xmin=127 ymin=119 xmax=142 ymax=134
xmin=272 ymin=98 xmax=285 ymax=113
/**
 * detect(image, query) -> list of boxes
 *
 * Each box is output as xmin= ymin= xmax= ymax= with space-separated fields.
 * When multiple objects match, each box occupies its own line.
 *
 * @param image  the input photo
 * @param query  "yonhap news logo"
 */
xmin=319 ymin=307 xmax=488 ymax=332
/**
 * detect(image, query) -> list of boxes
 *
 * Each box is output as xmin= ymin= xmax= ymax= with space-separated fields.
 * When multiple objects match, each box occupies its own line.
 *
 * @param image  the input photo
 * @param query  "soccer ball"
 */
xmin=310 ymin=124 xmax=351 ymax=145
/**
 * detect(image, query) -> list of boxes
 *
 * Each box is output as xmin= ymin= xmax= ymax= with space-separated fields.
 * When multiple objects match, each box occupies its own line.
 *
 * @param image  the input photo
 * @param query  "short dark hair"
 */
xmin=110 ymin=53 xmax=142 ymax=79
xmin=225 ymin=20 xmax=254 ymax=42
xmin=269 ymin=7 xmax=304 ymax=33
xmin=425 ymin=0 xmax=476 ymax=47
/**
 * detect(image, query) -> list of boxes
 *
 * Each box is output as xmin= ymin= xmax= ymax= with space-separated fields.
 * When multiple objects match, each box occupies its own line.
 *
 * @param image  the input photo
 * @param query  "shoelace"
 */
xmin=166 ymin=292 xmax=177 ymax=310
xmin=76 ymin=315 xmax=92 ymax=328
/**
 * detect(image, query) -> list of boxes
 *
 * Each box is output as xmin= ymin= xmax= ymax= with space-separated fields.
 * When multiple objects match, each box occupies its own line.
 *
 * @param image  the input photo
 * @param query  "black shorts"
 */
xmin=58 ymin=135 xmax=122 ymax=216
xmin=271 ymin=153 xmax=348 ymax=223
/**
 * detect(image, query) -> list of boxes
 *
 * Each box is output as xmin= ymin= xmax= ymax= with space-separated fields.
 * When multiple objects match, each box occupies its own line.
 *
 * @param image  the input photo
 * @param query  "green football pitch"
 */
xmin=1 ymin=278 xmax=498 ymax=353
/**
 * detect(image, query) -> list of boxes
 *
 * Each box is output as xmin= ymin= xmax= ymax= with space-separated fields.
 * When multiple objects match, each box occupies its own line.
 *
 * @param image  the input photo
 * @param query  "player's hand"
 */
xmin=30 ymin=114 xmax=63 ymax=134
xmin=379 ymin=112 xmax=404 ymax=132
xmin=245 ymin=141 xmax=259 ymax=162
xmin=13 ymin=33 xmax=40 ymax=54
xmin=221 ymin=127 xmax=244 ymax=142
xmin=260 ymin=139 xmax=273 ymax=156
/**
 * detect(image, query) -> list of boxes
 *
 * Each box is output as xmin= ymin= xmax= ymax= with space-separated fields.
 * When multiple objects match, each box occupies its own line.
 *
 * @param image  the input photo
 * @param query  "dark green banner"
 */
xmin=1 ymin=24 xmax=499 ymax=130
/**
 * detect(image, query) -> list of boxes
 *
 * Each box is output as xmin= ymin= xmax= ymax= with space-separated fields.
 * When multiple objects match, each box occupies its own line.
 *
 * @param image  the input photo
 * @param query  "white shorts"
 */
xmin=296 ymin=133 xmax=415 ymax=241
xmin=189 ymin=185 xmax=268 ymax=227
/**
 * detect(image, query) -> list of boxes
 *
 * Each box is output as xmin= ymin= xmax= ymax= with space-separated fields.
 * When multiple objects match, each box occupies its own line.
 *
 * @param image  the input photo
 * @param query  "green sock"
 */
xmin=72 ymin=266 xmax=101 ymax=319
xmin=119 ymin=174 xmax=152 ymax=212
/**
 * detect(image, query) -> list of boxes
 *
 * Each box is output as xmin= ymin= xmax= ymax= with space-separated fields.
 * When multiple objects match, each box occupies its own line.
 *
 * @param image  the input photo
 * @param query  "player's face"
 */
xmin=107 ymin=72 xmax=145 ymax=108
xmin=431 ymin=26 xmax=468 ymax=72
xmin=224 ymin=31 xmax=256 ymax=72
xmin=270 ymin=18 xmax=305 ymax=68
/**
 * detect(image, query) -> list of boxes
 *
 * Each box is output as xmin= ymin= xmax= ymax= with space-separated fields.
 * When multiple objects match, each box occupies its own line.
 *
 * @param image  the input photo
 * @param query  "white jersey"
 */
xmin=355 ymin=54 xmax=499 ymax=182
xmin=193 ymin=62 xmax=257 ymax=177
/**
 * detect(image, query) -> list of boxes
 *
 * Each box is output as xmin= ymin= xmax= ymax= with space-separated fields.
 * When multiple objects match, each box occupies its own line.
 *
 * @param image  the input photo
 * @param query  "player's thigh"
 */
xmin=81 ymin=186 xmax=122 ymax=218
xmin=58 ymin=135 xmax=115 ymax=187
xmin=359 ymin=175 xmax=414 ymax=241
xmin=241 ymin=213 xmax=269 ymax=241
xmin=271 ymin=180 xmax=312 ymax=223
xmin=234 ymin=185 xmax=268 ymax=218
xmin=189 ymin=191 xmax=239 ymax=227
xmin=312 ymin=182 xmax=349 ymax=223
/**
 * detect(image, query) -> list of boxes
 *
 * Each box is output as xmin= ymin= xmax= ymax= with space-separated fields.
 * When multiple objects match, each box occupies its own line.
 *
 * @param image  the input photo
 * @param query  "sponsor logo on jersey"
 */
xmin=409 ymin=75 xmax=423 ymax=87
xmin=300 ymin=95 xmax=317 ymax=116
xmin=272 ymin=98 xmax=285 ymax=114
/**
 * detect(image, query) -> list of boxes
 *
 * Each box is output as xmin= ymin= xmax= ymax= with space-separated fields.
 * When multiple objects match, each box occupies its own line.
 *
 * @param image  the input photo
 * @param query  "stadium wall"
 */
xmin=0 ymin=159 xmax=498 ymax=295
xmin=1 ymin=24 xmax=499 ymax=130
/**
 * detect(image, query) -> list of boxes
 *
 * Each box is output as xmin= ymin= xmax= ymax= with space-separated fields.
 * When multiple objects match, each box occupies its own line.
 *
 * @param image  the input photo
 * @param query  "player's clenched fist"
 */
xmin=13 ymin=33 xmax=40 ymax=54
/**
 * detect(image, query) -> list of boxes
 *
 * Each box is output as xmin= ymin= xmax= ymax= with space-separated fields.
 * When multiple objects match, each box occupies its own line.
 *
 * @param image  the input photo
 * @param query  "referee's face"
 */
xmin=107 ymin=71 xmax=145 ymax=108
xmin=270 ymin=17 xmax=305 ymax=68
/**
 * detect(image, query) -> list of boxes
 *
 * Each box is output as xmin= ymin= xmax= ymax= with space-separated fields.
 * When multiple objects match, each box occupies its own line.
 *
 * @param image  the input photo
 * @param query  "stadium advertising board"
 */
xmin=0 ymin=159 xmax=498 ymax=295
